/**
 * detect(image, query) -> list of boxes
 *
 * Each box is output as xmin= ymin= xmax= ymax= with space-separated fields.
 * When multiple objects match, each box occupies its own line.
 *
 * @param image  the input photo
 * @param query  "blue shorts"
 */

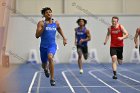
xmin=40 ymin=45 xmax=57 ymax=63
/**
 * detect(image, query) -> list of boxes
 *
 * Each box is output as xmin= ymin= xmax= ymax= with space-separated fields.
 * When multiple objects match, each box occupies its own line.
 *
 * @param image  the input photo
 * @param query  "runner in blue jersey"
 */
xmin=75 ymin=18 xmax=91 ymax=74
xmin=35 ymin=7 xmax=67 ymax=86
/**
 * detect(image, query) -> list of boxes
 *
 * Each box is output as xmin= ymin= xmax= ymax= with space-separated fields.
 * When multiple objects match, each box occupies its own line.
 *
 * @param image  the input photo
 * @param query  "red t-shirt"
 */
xmin=110 ymin=24 xmax=123 ymax=47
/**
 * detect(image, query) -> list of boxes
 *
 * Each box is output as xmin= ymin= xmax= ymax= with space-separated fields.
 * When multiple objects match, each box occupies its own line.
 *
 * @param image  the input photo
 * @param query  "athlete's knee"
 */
xmin=77 ymin=49 xmax=82 ymax=54
xmin=48 ymin=54 xmax=53 ymax=62
xmin=78 ymin=54 xmax=82 ymax=59
xmin=112 ymin=55 xmax=117 ymax=62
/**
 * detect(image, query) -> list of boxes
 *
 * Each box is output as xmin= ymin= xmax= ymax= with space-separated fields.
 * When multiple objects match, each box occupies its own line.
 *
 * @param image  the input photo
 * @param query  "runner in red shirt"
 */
xmin=104 ymin=16 xmax=129 ymax=79
xmin=134 ymin=27 xmax=140 ymax=51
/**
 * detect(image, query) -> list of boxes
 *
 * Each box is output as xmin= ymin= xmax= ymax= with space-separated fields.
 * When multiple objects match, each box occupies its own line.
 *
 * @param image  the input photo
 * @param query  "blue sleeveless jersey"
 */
xmin=40 ymin=21 xmax=57 ymax=48
xmin=75 ymin=27 xmax=88 ymax=46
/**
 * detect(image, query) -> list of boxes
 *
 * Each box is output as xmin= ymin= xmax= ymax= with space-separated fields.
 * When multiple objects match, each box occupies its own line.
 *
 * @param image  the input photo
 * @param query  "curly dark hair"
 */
xmin=76 ymin=18 xmax=87 ymax=26
xmin=41 ymin=7 xmax=52 ymax=16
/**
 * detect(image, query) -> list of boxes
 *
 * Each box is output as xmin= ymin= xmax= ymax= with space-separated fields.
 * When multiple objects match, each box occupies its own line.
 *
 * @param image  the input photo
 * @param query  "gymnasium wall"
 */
xmin=16 ymin=0 xmax=140 ymax=15
xmin=6 ymin=15 xmax=140 ymax=63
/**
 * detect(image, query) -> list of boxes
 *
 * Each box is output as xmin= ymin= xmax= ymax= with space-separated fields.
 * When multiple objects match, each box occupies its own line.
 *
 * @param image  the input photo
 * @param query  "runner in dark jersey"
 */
xmin=104 ymin=16 xmax=129 ymax=79
xmin=75 ymin=18 xmax=91 ymax=74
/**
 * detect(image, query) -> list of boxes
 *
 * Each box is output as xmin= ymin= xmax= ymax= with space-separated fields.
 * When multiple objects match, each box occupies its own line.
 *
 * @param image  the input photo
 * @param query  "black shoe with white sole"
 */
xmin=112 ymin=75 xmax=117 ymax=79
xmin=50 ymin=80 xmax=56 ymax=86
xmin=44 ymin=70 xmax=50 ymax=78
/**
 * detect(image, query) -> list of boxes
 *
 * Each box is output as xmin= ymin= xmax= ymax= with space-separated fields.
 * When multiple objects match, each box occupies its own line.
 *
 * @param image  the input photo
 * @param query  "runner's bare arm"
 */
xmin=134 ymin=28 xmax=139 ymax=48
xmin=120 ymin=25 xmax=129 ymax=39
xmin=35 ymin=21 xmax=44 ymax=38
xmin=82 ymin=29 xmax=91 ymax=42
xmin=56 ymin=21 xmax=67 ymax=46
xmin=104 ymin=27 xmax=110 ymax=45
xmin=74 ymin=28 xmax=77 ymax=46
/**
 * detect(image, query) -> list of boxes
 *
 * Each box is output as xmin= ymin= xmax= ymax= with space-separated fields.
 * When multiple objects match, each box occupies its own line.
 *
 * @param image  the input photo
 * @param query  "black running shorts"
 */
xmin=110 ymin=47 xmax=123 ymax=59
xmin=77 ymin=45 xmax=88 ymax=60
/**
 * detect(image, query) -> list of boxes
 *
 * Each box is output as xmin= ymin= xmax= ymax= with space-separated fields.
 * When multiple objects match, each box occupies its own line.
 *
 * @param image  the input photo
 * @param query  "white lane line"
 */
xmin=89 ymin=71 xmax=120 ymax=93
xmin=105 ymin=67 xmax=140 ymax=85
xmin=119 ymin=67 xmax=140 ymax=76
xmin=36 ymin=71 xmax=42 ymax=93
xmin=72 ymin=85 xmax=140 ymax=88
xmin=62 ymin=71 xmax=76 ymax=93
xmin=32 ymin=85 xmax=140 ymax=89
xmin=92 ymin=68 xmax=140 ymax=92
xmin=69 ymin=70 xmax=91 ymax=93
xmin=28 ymin=71 xmax=39 ymax=93
xmin=118 ymin=73 xmax=140 ymax=84
xmin=32 ymin=86 xmax=69 ymax=89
